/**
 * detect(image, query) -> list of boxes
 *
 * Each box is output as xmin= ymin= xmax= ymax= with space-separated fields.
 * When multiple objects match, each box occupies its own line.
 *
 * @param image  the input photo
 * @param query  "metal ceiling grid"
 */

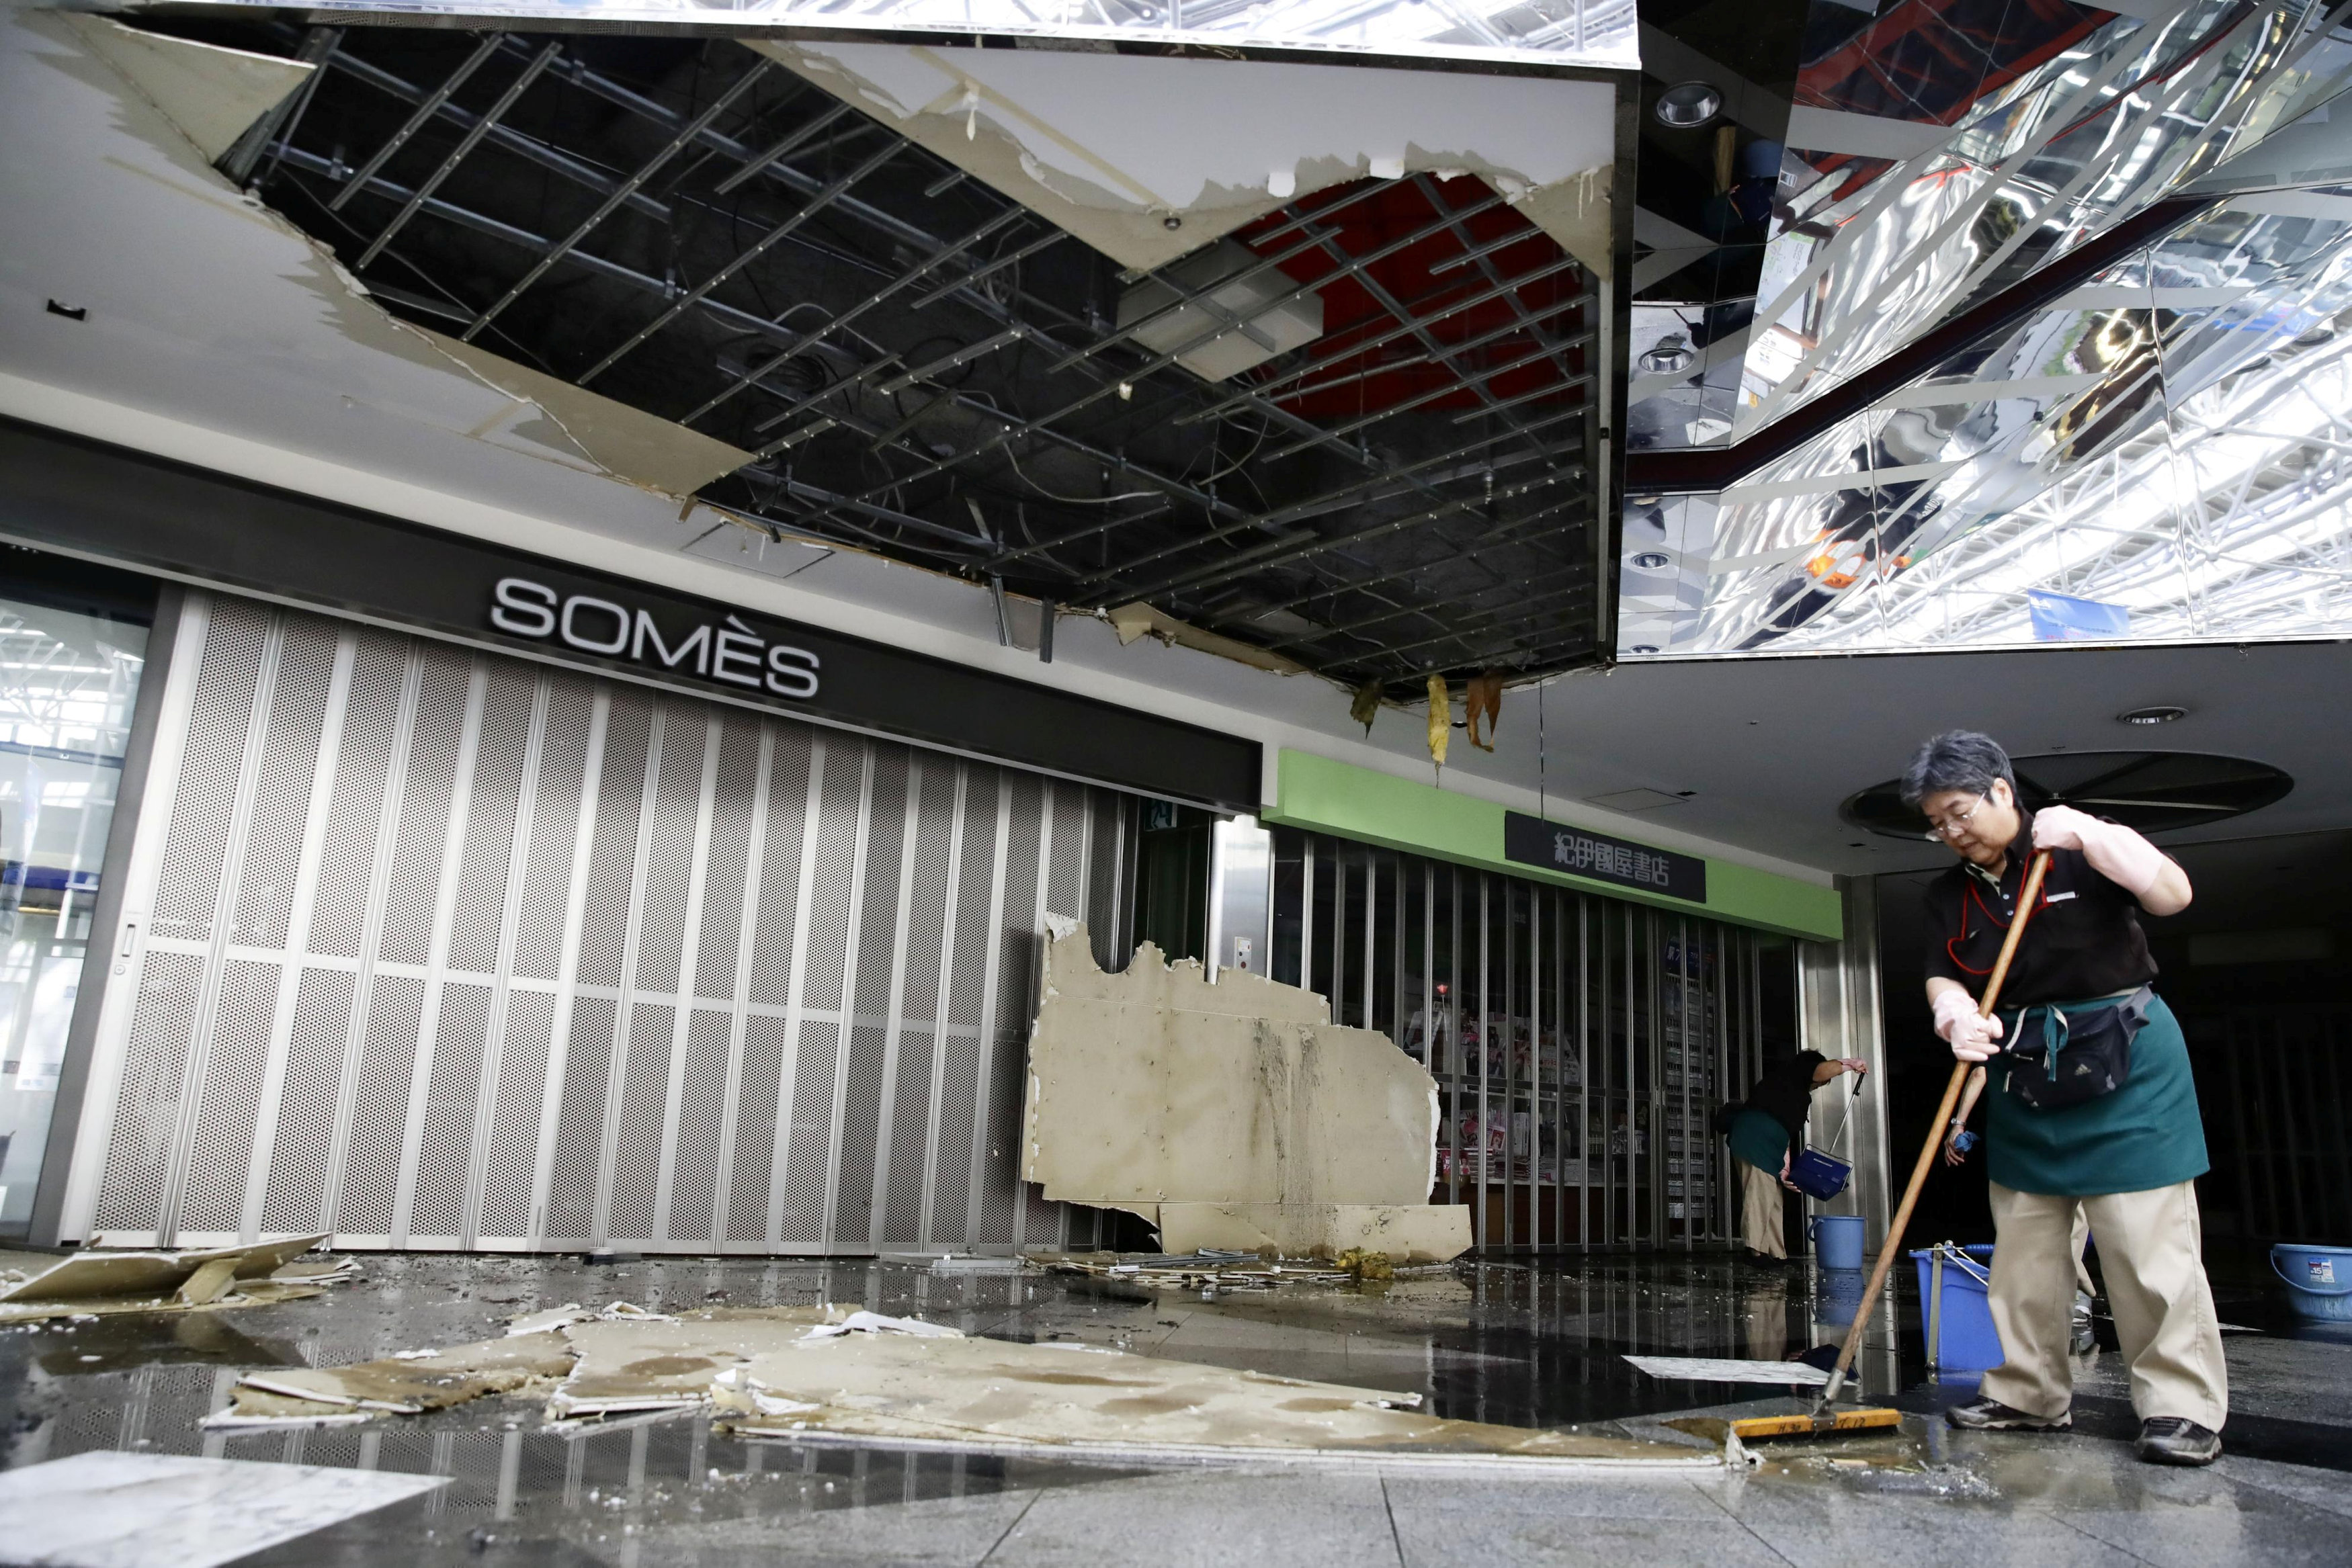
xmin=181 ymin=19 xmax=1610 ymax=695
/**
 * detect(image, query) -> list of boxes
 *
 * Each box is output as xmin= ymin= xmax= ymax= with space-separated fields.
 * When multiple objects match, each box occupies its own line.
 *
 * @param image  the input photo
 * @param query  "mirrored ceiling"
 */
xmin=1620 ymin=0 xmax=2352 ymax=659
xmin=129 ymin=0 xmax=1640 ymax=68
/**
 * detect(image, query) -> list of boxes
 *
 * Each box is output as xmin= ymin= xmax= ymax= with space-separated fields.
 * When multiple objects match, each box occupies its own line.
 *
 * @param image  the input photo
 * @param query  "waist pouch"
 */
xmin=2001 ymin=986 xmax=2152 ymax=1110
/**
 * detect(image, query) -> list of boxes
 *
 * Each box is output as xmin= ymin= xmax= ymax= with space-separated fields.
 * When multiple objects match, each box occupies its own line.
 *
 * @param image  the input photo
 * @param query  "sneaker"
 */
xmin=1946 ymin=1397 xmax=2070 ymax=1432
xmin=2136 ymin=1417 xmax=2222 ymax=1467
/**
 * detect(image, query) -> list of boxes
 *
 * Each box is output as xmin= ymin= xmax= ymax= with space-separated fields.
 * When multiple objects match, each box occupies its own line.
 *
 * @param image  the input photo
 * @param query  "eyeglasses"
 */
xmin=1923 ymin=793 xmax=1990 ymax=842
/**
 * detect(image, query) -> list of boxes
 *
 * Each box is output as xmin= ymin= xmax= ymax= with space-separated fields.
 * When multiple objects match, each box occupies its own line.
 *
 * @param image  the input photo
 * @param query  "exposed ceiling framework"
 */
xmin=123 ymin=12 xmax=1621 ymax=695
xmin=1613 ymin=0 xmax=2352 ymax=658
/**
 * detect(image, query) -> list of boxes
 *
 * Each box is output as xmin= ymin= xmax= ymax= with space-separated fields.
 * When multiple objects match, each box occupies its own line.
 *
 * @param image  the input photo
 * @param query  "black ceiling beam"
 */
xmin=1623 ymin=195 xmax=2211 ymax=495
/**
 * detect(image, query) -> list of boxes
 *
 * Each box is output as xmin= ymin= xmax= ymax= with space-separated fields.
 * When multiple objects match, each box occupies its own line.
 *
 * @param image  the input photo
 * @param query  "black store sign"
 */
xmin=0 ymin=418 xmax=1259 ymax=810
xmin=1503 ymin=812 xmax=1708 ymax=902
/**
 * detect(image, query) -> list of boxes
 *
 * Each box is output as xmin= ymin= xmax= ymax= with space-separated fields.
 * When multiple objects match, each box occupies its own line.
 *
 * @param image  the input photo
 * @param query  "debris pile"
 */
xmin=205 ymin=1302 xmax=1708 ymax=1470
xmin=0 ymin=1236 xmax=352 ymax=1323
xmin=1029 ymin=1249 xmax=1443 ymax=1291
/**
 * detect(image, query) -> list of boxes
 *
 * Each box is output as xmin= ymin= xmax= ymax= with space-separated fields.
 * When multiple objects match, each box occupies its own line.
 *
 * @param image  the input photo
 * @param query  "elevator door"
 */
xmin=62 ymin=592 xmax=1129 ymax=1254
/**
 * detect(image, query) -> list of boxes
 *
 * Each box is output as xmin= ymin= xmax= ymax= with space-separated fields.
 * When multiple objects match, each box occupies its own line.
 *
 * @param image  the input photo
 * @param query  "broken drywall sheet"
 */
xmin=421 ymin=329 xmax=757 ymax=498
xmin=1105 ymin=602 xmax=1308 ymax=674
xmin=31 ymin=13 xmax=753 ymax=504
xmin=713 ymin=1326 xmax=1700 ymax=1468
xmin=753 ymin=41 xmax=1619 ymax=276
xmin=56 ymin=13 xmax=311 ymax=163
xmin=206 ymin=1301 xmax=685 ymax=1429
xmin=551 ymin=1309 xmax=844 ymax=1419
xmin=0 ymin=1235 xmax=343 ymax=1323
xmin=1021 ymin=926 xmax=1470 ymax=1263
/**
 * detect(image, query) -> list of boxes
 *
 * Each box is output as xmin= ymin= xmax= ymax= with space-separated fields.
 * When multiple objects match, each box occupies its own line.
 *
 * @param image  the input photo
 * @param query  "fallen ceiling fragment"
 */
xmin=755 ymin=41 xmax=1617 ymax=275
xmin=206 ymin=1301 xmax=1706 ymax=1469
xmin=712 ymin=1323 xmax=1698 ymax=1469
xmin=0 ymin=1235 xmax=343 ymax=1323
xmin=1021 ymin=923 xmax=1470 ymax=1263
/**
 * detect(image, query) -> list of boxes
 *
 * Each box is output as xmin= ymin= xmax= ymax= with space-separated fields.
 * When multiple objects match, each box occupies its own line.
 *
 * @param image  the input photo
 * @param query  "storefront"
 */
xmin=1 ymin=418 xmax=1258 ymax=1255
xmin=1238 ymin=751 xmax=1853 ymax=1254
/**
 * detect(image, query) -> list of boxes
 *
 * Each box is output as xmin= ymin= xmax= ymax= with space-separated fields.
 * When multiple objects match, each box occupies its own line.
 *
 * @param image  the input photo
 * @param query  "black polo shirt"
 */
xmin=1744 ymin=1050 xmax=1828 ymax=1142
xmin=1920 ymin=810 xmax=2162 ymax=1007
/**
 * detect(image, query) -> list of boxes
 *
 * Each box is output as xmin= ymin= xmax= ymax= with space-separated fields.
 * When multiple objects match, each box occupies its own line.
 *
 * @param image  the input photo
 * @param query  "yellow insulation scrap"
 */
xmin=1425 ymin=674 xmax=1450 ymax=767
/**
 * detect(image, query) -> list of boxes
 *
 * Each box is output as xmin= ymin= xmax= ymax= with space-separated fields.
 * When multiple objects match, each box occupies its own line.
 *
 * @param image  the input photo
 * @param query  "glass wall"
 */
xmin=1270 ymin=828 xmax=1796 ymax=1253
xmin=0 ymin=578 xmax=149 ymax=1235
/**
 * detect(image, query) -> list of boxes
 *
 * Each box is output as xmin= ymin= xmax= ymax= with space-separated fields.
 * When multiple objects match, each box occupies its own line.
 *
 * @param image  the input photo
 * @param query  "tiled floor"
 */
xmin=0 ymin=1252 xmax=2344 ymax=1566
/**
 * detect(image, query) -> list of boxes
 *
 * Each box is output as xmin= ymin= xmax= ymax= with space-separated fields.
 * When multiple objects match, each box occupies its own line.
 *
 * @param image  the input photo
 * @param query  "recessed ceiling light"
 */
xmin=1632 ymin=552 xmax=1671 ymax=569
xmin=1629 ymin=644 xmax=1659 ymax=654
xmin=1638 ymin=334 xmax=1695 ymax=374
xmin=1655 ymin=82 xmax=1723 ymax=129
xmin=2117 ymin=705 xmax=2187 ymax=726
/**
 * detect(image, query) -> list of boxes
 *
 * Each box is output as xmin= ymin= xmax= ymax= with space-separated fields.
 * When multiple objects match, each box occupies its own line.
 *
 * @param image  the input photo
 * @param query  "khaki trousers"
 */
xmin=1982 ymin=1180 xmax=2227 ymax=1429
xmin=1740 ymin=1160 xmax=1784 ymax=1259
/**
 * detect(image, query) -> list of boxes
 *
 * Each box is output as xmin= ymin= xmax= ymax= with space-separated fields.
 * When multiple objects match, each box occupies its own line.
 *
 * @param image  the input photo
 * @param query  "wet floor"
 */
xmin=1 ymin=1250 xmax=2347 ymax=1565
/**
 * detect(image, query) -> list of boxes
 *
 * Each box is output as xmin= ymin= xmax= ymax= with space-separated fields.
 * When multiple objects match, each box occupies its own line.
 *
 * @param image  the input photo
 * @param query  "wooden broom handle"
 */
xmin=1818 ymin=849 xmax=2051 ymax=1404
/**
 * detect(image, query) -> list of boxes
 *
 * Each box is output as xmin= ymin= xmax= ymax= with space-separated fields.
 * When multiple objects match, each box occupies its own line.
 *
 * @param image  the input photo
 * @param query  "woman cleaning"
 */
xmin=1906 ymin=729 xmax=2226 ymax=1467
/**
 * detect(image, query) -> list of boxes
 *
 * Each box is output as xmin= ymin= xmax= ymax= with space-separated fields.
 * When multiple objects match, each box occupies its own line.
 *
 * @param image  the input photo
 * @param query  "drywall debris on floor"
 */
xmin=710 ymin=1322 xmax=1701 ymax=1468
xmin=1032 ymin=1251 xmax=1354 ymax=1289
xmin=1020 ymin=924 xmax=1470 ymax=1263
xmin=202 ymin=1303 xmax=1702 ymax=1467
xmin=1030 ymin=1250 xmax=1456 ymax=1291
xmin=0 ymin=1235 xmax=345 ymax=1323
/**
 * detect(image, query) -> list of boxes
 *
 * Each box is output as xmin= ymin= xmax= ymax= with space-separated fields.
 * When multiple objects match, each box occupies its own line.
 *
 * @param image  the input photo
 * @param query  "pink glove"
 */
xmin=2033 ymin=805 xmax=2167 ymax=898
xmin=1933 ymin=988 xmax=2004 ymax=1062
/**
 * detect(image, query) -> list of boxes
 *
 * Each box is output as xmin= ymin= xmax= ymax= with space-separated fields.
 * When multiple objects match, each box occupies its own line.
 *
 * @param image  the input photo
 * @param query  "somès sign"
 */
xmin=489 ymin=577 xmax=821 ymax=699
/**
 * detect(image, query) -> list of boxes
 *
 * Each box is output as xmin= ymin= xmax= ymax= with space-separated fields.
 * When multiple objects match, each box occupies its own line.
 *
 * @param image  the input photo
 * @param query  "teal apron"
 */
xmin=1986 ymin=990 xmax=2208 ymax=1196
xmin=1728 ymin=1108 xmax=1792 ymax=1173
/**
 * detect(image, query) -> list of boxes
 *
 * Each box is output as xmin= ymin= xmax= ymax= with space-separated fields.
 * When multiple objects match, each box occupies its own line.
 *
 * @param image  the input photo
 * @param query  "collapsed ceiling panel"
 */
xmin=759 ymin=40 xmax=1617 ymax=273
xmin=57 ymin=12 xmax=311 ymax=163
xmin=139 ymin=16 xmax=1621 ymax=691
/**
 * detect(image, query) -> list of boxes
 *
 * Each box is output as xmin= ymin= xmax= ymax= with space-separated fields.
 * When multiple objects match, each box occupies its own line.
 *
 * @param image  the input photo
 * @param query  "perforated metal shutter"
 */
xmin=69 ymin=592 xmax=1131 ymax=1254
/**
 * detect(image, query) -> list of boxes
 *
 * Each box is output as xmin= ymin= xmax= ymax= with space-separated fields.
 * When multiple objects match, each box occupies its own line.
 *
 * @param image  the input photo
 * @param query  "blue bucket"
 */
xmin=1912 ymin=1245 xmax=2001 ymax=1372
xmin=1787 ymin=1147 xmax=1852 ymax=1201
xmin=2272 ymin=1244 xmax=2352 ymax=1322
xmin=1810 ymin=1214 xmax=1865 ymax=1270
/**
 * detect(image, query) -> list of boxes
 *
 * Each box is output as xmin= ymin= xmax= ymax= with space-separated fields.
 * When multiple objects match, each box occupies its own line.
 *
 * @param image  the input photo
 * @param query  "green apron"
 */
xmin=1986 ymin=990 xmax=2208 ymax=1196
xmin=1728 ymin=1108 xmax=1792 ymax=1173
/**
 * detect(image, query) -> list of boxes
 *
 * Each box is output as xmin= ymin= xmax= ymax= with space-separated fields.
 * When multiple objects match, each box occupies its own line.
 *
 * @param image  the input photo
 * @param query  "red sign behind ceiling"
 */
xmin=1230 ymin=175 xmax=1589 ymax=423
